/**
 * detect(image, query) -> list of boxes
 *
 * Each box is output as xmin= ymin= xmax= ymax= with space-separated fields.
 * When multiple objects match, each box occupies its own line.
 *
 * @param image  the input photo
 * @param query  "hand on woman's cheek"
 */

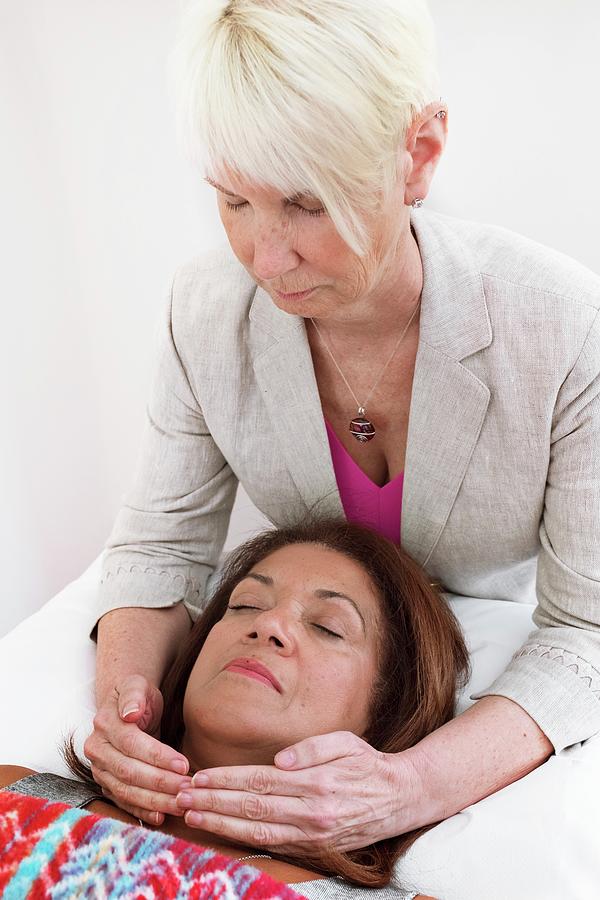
xmin=179 ymin=543 xmax=382 ymax=773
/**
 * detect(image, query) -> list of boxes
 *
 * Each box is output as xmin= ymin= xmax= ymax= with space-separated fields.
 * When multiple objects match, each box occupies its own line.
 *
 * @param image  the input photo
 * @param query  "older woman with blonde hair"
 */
xmin=84 ymin=0 xmax=600 ymax=891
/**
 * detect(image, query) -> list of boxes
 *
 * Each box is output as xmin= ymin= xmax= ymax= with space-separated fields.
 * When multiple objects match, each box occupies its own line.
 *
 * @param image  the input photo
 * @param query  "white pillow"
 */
xmin=0 ymin=555 xmax=100 ymax=775
xmin=1 ymin=559 xmax=598 ymax=899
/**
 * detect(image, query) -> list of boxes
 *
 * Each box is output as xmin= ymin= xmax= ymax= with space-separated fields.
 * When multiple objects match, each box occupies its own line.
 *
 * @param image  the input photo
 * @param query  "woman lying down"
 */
xmin=1 ymin=519 xmax=469 ymax=899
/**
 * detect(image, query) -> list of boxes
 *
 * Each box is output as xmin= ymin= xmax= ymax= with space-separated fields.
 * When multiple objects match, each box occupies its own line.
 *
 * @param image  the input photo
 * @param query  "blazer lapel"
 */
xmin=402 ymin=210 xmax=492 ymax=565
xmin=249 ymin=286 xmax=344 ymax=519
xmin=246 ymin=209 xmax=492 ymax=559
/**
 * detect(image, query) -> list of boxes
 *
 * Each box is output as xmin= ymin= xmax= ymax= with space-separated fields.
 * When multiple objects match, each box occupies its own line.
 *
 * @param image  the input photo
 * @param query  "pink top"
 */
xmin=324 ymin=419 xmax=404 ymax=546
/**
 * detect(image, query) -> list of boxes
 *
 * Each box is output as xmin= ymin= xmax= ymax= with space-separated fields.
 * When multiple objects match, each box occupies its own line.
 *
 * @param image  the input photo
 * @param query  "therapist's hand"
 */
xmin=84 ymin=674 xmax=191 ymax=826
xmin=175 ymin=731 xmax=425 ymax=854
xmin=173 ymin=697 xmax=552 ymax=854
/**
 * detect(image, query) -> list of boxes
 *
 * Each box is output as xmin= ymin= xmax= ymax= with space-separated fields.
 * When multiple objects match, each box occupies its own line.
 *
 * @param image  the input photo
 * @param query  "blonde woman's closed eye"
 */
xmin=223 ymin=199 xmax=326 ymax=217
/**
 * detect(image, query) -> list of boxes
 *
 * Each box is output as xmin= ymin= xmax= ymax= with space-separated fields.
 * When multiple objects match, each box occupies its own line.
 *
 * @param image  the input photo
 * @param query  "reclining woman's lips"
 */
xmin=223 ymin=657 xmax=282 ymax=692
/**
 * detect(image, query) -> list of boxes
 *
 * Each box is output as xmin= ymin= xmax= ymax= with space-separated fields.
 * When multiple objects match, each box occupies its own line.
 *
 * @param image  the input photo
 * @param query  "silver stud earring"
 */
xmin=412 ymin=198 xmax=424 ymax=209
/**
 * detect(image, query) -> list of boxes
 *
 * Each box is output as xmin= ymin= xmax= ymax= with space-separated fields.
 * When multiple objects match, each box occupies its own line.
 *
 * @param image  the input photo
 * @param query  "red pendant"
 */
xmin=350 ymin=410 xmax=376 ymax=443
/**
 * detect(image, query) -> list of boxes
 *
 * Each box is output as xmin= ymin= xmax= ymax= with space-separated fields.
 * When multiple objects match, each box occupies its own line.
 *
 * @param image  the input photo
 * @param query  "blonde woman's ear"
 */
xmin=403 ymin=102 xmax=448 ymax=207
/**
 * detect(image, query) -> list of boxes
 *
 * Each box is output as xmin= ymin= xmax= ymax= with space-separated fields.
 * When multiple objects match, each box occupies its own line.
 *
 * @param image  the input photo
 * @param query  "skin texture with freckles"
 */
xmin=208 ymin=103 xmax=448 ymax=487
xmin=180 ymin=543 xmax=382 ymax=774
xmin=208 ymin=101 xmax=447 ymax=339
xmin=213 ymin=164 xmax=422 ymax=486
xmin=210 ymin=162 xmax=421 ymax=336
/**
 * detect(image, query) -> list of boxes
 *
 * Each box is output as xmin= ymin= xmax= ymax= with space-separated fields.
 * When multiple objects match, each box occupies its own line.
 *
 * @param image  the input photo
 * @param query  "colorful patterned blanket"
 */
xmin=0 ymin=789 xmax=307 ymax=899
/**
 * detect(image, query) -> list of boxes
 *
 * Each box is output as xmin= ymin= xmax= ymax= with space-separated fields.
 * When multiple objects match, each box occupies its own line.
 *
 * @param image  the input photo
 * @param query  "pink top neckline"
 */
xmin=324 ymin=419 xmax=404 ymax=545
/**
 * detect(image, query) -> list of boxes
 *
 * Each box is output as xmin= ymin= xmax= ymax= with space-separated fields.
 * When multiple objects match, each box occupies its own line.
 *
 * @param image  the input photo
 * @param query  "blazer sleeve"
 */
xmin=91 ymin=273 xmax=238 ymax=635
xmin=471 ymin=308 xmax=600 ymax=752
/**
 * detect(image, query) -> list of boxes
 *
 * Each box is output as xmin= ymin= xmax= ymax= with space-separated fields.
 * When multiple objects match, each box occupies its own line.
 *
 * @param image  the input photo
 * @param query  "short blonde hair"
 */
xmin=167 ymin=0 xmax=440 ymax=255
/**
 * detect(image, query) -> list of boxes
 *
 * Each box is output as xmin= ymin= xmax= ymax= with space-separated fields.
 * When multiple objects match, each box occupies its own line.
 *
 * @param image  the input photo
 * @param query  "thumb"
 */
xmin=117 ymin=682 xmax=148 ymax=722
xmin=274 ymin=732 xmax=362 ymax=769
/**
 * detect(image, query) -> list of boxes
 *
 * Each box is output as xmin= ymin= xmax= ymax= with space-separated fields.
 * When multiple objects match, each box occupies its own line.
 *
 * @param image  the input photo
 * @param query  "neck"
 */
xmin=311 ymin=224 xmax=423 ymax=344
xmin=181 ymin=731 xmax=283 ymax=777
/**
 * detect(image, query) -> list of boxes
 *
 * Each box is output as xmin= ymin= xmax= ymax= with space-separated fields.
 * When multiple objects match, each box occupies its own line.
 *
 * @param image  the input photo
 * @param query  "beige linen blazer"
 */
xmin=97 ymin=208 xmax=600 ymax=753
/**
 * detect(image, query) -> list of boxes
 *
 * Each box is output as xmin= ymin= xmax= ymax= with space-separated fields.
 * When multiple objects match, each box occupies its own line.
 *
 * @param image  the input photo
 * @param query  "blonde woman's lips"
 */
xmin=275 ymin=287 xmax=316 ymax=300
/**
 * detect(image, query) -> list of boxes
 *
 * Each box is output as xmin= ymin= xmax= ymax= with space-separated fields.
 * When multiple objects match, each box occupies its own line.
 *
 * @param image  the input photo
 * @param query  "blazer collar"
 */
xmin=248 ymin=283 xmax=304 ymax=341
xmin=410 ymin=208 xmax=492 ymax=360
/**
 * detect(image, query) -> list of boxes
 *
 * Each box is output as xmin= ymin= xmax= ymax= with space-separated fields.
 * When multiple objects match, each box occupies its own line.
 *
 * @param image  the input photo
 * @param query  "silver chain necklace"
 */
xmin=310 ymin=297 xmax=421 ymax=443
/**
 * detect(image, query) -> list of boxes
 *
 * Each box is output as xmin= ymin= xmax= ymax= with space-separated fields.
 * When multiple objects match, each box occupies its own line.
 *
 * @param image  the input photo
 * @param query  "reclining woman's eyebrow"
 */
xmin=237 ymin=573 xmax=366 ymax=631
xmin=241 ymin=572 xmax=273 ymax=586
xmin=203 ymin=176 xmax=312 ymax=204
xmin=314 ymin=589 xmax=366 ymax=632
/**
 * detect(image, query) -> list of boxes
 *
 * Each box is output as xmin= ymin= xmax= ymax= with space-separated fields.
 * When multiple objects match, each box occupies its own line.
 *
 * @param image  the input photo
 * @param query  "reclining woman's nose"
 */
xmin=245 ymin=607 xmax=296 ymax=649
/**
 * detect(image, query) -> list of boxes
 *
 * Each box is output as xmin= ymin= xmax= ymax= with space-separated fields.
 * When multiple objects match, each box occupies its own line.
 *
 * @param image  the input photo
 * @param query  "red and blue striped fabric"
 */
xmin=0 ymin=789 xmax=307 ymax=899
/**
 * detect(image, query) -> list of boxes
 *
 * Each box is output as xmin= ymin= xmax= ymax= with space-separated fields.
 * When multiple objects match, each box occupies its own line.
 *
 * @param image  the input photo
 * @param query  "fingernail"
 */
xmin=171 ymin=759 xmax=188 ymax=775
xmin=179 ymin=777 xmax=193 ymax=789
xmin=121 ymin=705 xmax=140 ymax=718
xmin=185 ymin=811 xmax=203 ymax=826
xmin=177 ymin=791 xmax=193 ymax=808
xmin=192 ymin=773 xmax=209 ymax=787
xmin=276 ymin=749 xmax=296 ymax=766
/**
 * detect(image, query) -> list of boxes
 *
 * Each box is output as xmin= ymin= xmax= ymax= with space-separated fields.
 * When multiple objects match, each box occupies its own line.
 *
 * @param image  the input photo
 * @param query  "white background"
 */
xmin=1 ymin=0 xmax=599 ymax=637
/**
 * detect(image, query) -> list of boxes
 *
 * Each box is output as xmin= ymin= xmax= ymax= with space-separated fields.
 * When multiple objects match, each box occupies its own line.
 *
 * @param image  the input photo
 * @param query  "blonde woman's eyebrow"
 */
xmin=203 ymin=176 xmax=313 ymax=204
xmin=204 ymin=176 xmax=237 ymax=196
xmin=236 ymin=573 xmax=366 ymax=632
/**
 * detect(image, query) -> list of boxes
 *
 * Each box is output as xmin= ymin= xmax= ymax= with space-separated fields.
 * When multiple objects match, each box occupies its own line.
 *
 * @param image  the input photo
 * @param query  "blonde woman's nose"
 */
xmin=252 ymin=225 xmax=299 ymax=281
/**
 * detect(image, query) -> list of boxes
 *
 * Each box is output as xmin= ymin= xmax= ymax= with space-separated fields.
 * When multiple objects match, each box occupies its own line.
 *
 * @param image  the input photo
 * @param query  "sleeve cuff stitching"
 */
xmin=513 ymin=643 xmax=600 ymax=696
xmin=101 ymin=565 xmax=202 ymax=599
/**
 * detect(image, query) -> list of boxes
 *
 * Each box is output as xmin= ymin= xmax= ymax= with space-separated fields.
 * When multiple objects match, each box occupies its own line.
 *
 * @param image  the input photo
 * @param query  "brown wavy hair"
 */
xmin=65 ymin=517 xmax=470 ymax=887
